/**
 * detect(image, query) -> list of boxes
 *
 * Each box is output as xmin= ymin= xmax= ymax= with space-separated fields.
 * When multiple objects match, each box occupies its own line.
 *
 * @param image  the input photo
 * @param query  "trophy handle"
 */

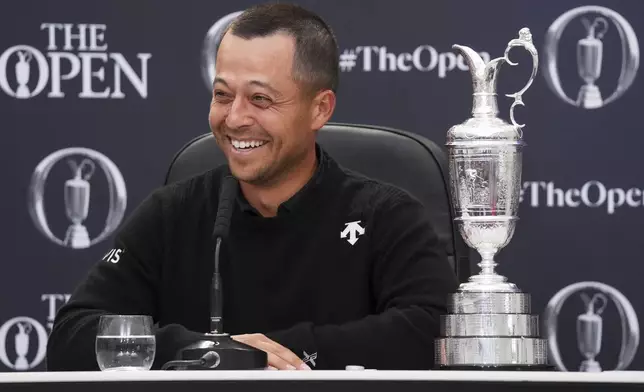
xmin=582 ymin=17 xmax=609 ymax=40
xmin=18 ymin=50 xmax=32 ymax=63
xmin=68 ymin=158 xmax=96 ymax=180
xmin=503 ymin=27 xmax=539 ymax=130
xmin=581 ymin=292 xmax=608 ymax=315
xmin=592 ymin=293 xmax=608 ymax=315
xmin=78 ymin=158 xmax=96 ymax=180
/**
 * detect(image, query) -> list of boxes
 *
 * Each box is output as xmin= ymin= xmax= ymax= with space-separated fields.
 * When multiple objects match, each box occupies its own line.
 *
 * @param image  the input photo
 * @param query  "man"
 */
xmin=47 ymin=3 xmax=458 ymax=371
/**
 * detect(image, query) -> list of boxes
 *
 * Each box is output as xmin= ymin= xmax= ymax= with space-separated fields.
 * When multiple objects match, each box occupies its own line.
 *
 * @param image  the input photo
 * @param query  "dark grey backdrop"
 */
xmin=1 ymin=0 xmax=642 ymax=372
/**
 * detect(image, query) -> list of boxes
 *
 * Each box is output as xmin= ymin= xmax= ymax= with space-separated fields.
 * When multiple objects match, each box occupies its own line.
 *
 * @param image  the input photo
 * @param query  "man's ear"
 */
xmin=310 ymin=89 xmax=336 ymax=130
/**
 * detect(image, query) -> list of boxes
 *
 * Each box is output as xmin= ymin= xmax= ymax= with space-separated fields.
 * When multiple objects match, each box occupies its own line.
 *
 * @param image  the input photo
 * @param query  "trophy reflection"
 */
xmin=577 ymin=17 xmax=609 ymax=109
xmin=577 ymin=292 xmax=607 ymax=372
xmin=63 ymin=158 xmax=96 ymax=249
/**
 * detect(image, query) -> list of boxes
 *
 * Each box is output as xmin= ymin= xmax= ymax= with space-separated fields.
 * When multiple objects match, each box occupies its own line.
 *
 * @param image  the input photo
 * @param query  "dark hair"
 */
xmin=227 ymin=3 xmax=339 ymax=95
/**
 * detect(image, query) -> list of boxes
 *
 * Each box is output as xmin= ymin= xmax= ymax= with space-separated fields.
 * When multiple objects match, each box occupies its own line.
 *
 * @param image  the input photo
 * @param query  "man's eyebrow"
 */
xmin=249 ymin=80 xmax=282 ymax=97
xmin=213 ymin=77 xmax=283 ymax=98
xmin=213 ymin=76 xmax=229 ymax=87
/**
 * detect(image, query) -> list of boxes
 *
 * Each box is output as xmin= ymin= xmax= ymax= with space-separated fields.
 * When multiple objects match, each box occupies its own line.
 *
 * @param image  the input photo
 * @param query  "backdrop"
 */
xmin=1 ymin=0 xmax=642 ymax=372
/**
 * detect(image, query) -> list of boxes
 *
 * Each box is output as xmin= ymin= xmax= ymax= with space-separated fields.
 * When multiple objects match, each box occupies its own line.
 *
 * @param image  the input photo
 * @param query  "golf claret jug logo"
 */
xmin=0 ymin=317 xmax=48 ymax=371
xmin=201 ymin=11 xmax=243 ymax=90
xmin=544 ymin=281 xmax=640 ymax=372
xmin=28 ymin=147 xmax=127 ymax=249
xmin=0 ymin=23 xmax=151 ymax=99
xmin=543 ymin=6 xmax=639 ymax=109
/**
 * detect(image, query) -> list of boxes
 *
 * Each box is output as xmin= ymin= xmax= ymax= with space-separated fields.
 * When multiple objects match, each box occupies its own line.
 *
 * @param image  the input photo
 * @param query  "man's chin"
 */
xmin=229 ymin=165 xmax=269 ymax=185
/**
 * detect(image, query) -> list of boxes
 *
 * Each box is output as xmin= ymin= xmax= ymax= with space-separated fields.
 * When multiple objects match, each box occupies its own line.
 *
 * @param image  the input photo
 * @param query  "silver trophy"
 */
xmin=576 ymin=17 xmax=608 ymax=109
xmin=435 ymin=28 xmax=550 ymax=369
xmin=63 ymin=158 xmax=95 ymax=249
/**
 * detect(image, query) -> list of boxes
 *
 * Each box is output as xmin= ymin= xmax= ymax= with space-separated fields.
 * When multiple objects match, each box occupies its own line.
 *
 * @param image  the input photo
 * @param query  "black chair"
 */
xmin=164 ymin=122 xmax=472 ymax=282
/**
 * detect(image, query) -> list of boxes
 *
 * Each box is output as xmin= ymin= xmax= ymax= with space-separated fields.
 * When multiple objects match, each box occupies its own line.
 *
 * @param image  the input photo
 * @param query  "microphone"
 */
xmin=162 ymin=174 xmax=268 ymax=370
xmin=210 ymin=174 xmax=238 ymax=334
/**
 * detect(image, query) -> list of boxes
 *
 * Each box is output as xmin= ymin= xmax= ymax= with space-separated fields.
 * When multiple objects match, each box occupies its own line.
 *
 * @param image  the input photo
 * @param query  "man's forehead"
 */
xmin=218 ymin=30 xmax=296 ymax=57
xmin=215 ymin=32 xmax=296 ymax=91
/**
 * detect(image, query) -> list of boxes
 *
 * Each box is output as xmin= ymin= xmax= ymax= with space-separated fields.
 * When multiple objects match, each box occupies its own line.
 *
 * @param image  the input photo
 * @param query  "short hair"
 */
xmin=227 ymin=3 xmax=339 ymax=95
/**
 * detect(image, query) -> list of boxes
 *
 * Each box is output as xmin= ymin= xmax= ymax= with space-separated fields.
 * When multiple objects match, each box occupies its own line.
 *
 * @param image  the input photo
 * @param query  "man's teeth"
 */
xmin=231 ymin=139 xmax=267 ymax=149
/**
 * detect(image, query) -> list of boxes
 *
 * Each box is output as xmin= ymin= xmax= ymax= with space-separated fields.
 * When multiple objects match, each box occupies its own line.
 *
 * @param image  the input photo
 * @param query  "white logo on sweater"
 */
xmin=341 ymin=221 xmax=365 ymax=245
xmin=303 ymin=351 xmax=317 ymax=367
xmin=102 ymin=248 xmax=123 ymax=263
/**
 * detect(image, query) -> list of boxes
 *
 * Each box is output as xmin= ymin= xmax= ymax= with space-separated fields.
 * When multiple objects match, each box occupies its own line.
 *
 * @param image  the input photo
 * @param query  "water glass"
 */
xmin=95 ymin=315 xmax=156 ymax=371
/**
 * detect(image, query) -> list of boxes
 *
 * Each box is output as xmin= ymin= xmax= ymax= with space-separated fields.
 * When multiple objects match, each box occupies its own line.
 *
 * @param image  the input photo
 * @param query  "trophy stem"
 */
xmin=64 ymin=223 xmax=90 ymax=249
xmin=458 ymin=247 xmax=518 ymax=292
xmin=479 ymin=248 xmax=498 ymax=276
xmin=472 ymin=248 xmax=506 ymax=284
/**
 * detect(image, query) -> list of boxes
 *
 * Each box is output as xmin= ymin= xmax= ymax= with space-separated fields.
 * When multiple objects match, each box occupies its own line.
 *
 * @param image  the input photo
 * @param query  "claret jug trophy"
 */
xmin=435 ymin=28 xmax=551 ymax=370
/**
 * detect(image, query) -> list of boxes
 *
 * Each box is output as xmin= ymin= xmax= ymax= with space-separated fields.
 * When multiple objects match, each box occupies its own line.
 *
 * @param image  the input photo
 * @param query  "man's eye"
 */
xmin=214 ymin=91 xmax=232 ymax=101
xmin=252 ymin=95 xmax=272 ymax=107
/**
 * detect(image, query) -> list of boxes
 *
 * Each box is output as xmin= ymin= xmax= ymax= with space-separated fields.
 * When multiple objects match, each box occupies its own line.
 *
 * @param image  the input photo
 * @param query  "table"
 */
xmin=1 ymin=370 xmax=643 ymax=392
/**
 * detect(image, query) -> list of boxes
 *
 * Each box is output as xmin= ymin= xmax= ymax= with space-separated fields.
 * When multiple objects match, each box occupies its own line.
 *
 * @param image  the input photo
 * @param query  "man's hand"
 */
xmin=232 ymin=333 xmax=311 ymax=370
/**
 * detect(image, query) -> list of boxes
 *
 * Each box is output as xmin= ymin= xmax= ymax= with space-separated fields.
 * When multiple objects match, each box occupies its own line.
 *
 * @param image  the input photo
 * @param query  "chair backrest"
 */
xmin=164 ymin=122 xmax=471 ymax=281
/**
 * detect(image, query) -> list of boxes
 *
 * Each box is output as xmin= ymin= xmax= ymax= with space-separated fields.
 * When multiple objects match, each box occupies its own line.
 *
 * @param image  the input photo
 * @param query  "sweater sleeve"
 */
xmin=46 ymin=190 xmax=203 ymax=371
xmin=265 ymin=191 xmax=459 ymax=370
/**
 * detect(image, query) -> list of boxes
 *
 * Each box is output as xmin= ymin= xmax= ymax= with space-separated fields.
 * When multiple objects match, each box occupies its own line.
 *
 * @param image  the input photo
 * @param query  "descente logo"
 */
xmin=520 ymin=181 xmax=643 ymax=214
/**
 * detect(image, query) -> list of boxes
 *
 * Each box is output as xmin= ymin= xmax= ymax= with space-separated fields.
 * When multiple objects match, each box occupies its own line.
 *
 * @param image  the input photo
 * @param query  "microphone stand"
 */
xmin=162 ymin=176 xmax=267 ymax=370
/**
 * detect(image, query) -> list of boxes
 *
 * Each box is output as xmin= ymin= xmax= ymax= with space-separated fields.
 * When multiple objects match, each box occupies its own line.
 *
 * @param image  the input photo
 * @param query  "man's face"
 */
xmin=209 ymin=31 xmax=324 ymax=186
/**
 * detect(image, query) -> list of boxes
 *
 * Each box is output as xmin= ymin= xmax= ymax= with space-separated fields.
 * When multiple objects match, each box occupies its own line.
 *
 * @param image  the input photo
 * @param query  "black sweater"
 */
xmin=47 ymin=147 xmax=459 ymax=371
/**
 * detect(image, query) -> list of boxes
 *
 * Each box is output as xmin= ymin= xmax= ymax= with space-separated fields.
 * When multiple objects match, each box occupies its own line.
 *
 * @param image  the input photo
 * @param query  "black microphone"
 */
xmin=210 ymin=175 xmax=238 ymax=334
xmin=162 ymin=174 xmax=267 ymax=371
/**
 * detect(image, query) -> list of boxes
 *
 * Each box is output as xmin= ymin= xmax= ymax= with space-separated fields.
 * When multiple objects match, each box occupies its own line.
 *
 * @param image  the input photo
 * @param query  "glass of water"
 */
xmin=95 ymin=315 xmax=156 ymax=371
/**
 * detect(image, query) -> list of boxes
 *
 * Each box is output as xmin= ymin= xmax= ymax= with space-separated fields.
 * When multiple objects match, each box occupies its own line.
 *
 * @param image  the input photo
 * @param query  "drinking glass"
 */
xmin=95 ymin=315 xmax=156 ymax=371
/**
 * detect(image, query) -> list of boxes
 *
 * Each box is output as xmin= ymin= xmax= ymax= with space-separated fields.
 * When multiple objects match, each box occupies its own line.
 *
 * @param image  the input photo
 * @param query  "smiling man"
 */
xmin=209 ymin=18 xmax=330 ymax=217
xmin=47 ymin=3 xmax=458 ymax=371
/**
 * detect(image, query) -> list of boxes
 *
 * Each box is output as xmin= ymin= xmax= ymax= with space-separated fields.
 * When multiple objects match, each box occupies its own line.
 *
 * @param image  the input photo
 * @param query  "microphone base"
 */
xmin=171 ymin=333 xmax=267 ymax=370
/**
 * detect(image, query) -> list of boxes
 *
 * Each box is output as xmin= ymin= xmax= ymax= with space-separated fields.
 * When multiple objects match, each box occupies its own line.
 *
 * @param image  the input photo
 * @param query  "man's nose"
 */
xmin=225 ymin=97 xmax=254 ymax=129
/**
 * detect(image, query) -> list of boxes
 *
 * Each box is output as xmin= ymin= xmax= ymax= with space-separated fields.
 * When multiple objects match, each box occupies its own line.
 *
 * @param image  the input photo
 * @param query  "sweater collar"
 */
xmin=236 ymin=144 xmax=336 ymax=217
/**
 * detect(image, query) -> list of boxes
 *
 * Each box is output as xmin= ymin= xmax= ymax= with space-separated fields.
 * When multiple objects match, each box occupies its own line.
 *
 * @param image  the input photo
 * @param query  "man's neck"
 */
xmin=240 ymin=148 xmax=318 ymax=217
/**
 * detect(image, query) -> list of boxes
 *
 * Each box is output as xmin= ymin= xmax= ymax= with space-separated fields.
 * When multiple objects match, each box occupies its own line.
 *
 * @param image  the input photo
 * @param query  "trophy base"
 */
xmin=580 ymin=359 xmax=602 ymax=372
xmin=436 ymin=291 xmax=549 ymax=369
xmin=435 ymin=337 xmax=549 ymax=367
xmin=577 ymin=84 xmax=603 ymax=109
xmin=16 ymin=85 xmax=30 ymax=99
xmin=64 ymin=223 xmax=90 ymax=249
